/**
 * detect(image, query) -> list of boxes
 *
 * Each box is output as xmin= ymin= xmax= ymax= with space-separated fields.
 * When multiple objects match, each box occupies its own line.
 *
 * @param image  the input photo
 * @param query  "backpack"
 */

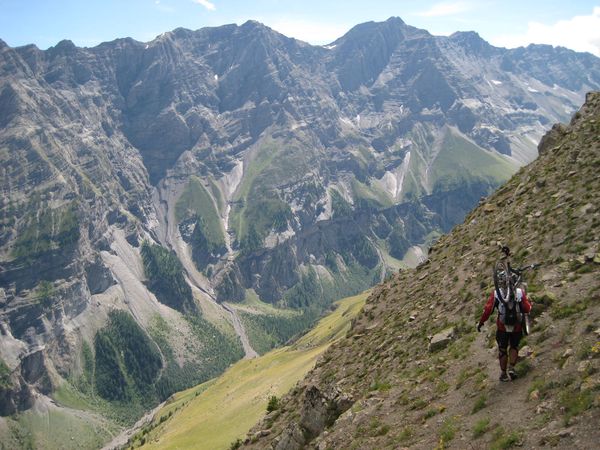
xmin=495 ymin=288 xmax=523 ymax=327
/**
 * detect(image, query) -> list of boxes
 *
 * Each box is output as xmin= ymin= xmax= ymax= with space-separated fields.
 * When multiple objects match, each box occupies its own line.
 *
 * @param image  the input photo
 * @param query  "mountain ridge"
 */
xmin=1 ymin=17 xmax=599 ymax=447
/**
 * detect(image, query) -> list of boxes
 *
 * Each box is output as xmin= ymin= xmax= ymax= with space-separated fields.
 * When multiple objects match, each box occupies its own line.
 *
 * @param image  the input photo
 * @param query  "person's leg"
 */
xmin=509 ymin=347 xmax=519 ymax=366
xmin=496 ymin=330 xmax=509 ymax=381
xmin=507 ymin=331 xmax=523 ymax=379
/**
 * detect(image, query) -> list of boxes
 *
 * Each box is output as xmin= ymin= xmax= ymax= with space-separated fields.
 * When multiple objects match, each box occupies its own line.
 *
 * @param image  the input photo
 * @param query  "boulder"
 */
xmin=274 ymin=422 xmax=305 ymax=450
xmin=429 ymin=327 xmax=455 ymax=352
xmin=300 ymin=385 xmax=354 ymax=440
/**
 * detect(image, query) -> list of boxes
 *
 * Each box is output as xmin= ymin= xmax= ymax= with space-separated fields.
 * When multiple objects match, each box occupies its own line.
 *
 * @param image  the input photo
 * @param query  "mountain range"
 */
xmin=0 ymin=16 xmax=599 ymax=447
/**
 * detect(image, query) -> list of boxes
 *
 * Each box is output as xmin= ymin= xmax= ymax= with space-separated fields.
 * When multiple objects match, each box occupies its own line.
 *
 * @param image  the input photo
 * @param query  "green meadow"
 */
xmin=132 ymin=291 xmax=368 ymax=450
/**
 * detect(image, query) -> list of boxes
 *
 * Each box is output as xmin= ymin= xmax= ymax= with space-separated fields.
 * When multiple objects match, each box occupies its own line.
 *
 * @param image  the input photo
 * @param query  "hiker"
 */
xmin=477 ymin=287 xmax=531 ymax=381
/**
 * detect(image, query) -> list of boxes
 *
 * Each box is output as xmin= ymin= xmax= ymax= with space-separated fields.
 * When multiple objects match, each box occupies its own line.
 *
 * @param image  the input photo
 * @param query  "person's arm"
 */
xmin=521 ymin=290 xmax=532 ymax=314
xmin=478 ymin=292 xmax=495 ymax=326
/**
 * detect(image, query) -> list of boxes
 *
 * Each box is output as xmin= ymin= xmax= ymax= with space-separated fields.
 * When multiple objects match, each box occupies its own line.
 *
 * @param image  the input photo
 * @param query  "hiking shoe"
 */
xmin=499 ymin=372 xmax=510 ymax=382
xmin=508 ymin=368 xmax=517 ymax=380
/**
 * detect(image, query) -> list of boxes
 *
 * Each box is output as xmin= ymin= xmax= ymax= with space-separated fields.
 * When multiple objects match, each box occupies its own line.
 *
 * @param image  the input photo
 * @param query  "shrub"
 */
xmin=438 ymin=416 xmax=458 ymax=448
xmin=560 ymin=389 xmax=594 ymax=425
xmin=229 ymin=439 xmax=243 ymax=450
xmin=490 ymin=428 xmax=522 ymax=450
xmin=141 ymin=242 xmax=194 ymax=313
xmin=471 ymin=394 xmax=487 ymax=414
xmin=267 ymin=395 xmax=280 ymax=412
xmin=551 ymin=300 xmax=588 ymax=319
xmin=397 ymin=426 xmax=413 ymax=442
xmin=514 ymin=359 xmax=532 ymax=378
xmin=472 ymin=417 xmax=490 ymax=438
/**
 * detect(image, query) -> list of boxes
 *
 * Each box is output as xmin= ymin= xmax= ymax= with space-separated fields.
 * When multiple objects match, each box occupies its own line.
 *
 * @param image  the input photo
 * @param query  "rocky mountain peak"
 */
xmin=0 ymin=17 xmax=599 ymax=447
xmin=448 ymin=30 xmax=494 ymax=55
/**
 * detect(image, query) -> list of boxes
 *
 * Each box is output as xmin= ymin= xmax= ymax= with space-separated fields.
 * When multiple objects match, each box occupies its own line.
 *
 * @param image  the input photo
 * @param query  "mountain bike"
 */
xmin=493 ymin=246 xmax=540 ymax=334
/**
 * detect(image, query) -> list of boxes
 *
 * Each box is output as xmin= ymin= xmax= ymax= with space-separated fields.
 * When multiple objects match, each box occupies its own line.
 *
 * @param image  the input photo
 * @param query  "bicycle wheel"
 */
xmin=493 ymin=260 xmax=511 ymax=302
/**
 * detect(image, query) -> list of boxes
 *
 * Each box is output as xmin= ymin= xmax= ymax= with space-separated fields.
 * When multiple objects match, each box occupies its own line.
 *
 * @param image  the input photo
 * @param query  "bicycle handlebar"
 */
xmin=512 ymin=263 xmax=541 ymax=274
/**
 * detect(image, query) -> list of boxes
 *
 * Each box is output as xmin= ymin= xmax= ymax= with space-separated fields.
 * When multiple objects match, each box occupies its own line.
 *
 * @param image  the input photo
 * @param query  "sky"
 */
xmin=1 ymin=1 xmax=599 ymax=56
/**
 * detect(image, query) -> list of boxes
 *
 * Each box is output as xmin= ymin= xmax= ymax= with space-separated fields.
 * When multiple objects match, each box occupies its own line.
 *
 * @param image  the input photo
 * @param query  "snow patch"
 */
xmin=491 ymin=79 xmax=502 ymax=85
xmin=323 ymin=44 xmax=337 ymax=49
xmin=214 ymin=74 xmax=218 ymax=81
xmin=527 ymin=87 xmax=539 ymax=93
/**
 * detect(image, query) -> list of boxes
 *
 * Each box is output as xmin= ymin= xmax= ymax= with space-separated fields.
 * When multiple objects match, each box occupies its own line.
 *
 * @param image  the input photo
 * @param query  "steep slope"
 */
xmin=112 ymin=291 xmax=367 ymax=450
xmin=1 ymin=17 xmax=600 ymax=444
xmin=242 ymin=93 xmax=600 ymax=449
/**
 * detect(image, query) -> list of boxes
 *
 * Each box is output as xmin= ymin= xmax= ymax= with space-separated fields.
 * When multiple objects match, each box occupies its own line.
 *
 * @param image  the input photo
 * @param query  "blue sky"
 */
xmin=1 ymin=1 xmax=599 ymax=56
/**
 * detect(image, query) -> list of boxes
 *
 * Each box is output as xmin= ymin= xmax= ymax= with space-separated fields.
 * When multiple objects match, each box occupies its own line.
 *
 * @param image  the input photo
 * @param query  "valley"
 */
xmin=0 ymin=15 xmax=599 ymax=449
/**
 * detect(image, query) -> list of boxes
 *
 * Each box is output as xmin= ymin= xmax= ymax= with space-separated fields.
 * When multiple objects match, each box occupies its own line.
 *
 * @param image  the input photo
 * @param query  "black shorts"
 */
xmin=496 ymin=329 xmax=522 ymax=350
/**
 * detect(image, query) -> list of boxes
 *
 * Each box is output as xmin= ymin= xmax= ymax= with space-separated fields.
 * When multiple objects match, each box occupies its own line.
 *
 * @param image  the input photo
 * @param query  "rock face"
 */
xmin=242 ymin=92 xmax=600 ymax=449
xmin=0 ymin=16 xmax=599 ymax=427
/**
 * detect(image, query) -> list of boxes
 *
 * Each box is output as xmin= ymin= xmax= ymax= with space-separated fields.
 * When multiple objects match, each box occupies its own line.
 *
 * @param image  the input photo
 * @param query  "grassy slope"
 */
xmin=230 ymin=139 xmax=280 ymax=240
xmin=0 ymin=398 xmax=119 ymax=450
xmin=175 ymin=176 xmax=225 ymax=247
xmin=429 ymin=128 xmax=517 ymax=191
xmin=132 ymin=291 xmax=367 ymax=450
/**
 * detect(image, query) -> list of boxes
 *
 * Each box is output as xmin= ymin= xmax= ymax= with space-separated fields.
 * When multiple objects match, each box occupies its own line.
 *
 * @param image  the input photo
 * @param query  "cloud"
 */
xmin=491 ymin=7 xmax=600 ymax=56
xmin=255 ymin=17 xmax=352 ymax=45
xmin=192 ymin=0 xmax=216 ymax=11
xmin=415 ymin=1 xmax=472 ymax=17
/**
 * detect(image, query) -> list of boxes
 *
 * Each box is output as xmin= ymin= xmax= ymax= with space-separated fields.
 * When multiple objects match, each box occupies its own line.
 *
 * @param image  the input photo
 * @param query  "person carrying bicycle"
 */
xmin=477 ymin=250 xmax=533 ymax=382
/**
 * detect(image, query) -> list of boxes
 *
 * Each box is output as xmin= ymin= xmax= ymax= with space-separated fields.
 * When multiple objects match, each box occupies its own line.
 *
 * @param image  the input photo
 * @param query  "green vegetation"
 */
xmin=141 ymin=242 xmax=194 ymax=313
xmin=127 ymin=292 xmax=367 ymax=450
xmin=351 ymin=178 xmax=393 ymax=210
xmin=438 ymin=415 xmax=458 ymax=448
xmin=560 ymin=388 xmax=594 ymax=425
xmin=397 ymin=426 xmax=414 ymax=443
xmin=242 ymin=197 xmax=292 ymax=242
xmin=230 ymin=140 xmax=282 ymax=241
xmin=238 ymin=262 xmax=379 ymax=354
xmin=190 ymin=215 xmax=227 ymax=270
xmin=0 ymin=406 xmax=116 ymax=450
xmin=514 ymin=359 xmax=532 ymax=378
xmin=266 ymin=395 xmax=280 ymax=412
xmin=283 ymin=268 xmax=323 ymax=309
xmin=429 ymin=129 xmax=516 ymax=192
xmin=94 ymin=310 xmax=162 ymax=402
xmin=175 ymin=176 xmax=225 ymax=248
xmin=472 ymin=417 xmax=490 ymax=438
xmin=73 ymin=341 xmax=94 ymax=394
xmin=0 ymin=358 xmax=12 ymax=389
xmin=490 ymin=427 xmax=522 ymax=450
xmin=471 ymin=394 xmax=487 ymax=414
xmin=239 ymin=310 xmax=312 ymax=355
xmin=175 ymin=177 xmax=226 ymax=270
xmin=146 ymin=313 xmax=243 ymax=402
xmin=551 ymin=299 xmax=589 ymax=319
xmin=11 ymin=200 xmax=79 ymax=263
xmin=34 ymin=280 xmax=55 ymax=309
xmin=388 ymin=222 xmax=410 ymax=259
xmin=330 ymin=188 xmax=353 ymax=218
